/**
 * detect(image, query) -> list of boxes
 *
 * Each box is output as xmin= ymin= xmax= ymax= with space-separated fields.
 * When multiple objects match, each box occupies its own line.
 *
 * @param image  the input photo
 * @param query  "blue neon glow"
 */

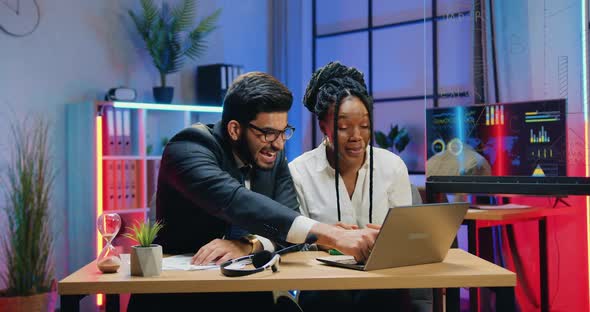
xmin=113 ymin=101 xmax=223 ymax=113
xmin=456 ymin=106 xmax=465 ymax=173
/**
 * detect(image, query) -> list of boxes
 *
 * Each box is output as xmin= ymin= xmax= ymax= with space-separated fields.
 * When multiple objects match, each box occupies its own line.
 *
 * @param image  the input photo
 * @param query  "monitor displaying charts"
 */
xmin=426 ymin=99 xmax=567 ymax=177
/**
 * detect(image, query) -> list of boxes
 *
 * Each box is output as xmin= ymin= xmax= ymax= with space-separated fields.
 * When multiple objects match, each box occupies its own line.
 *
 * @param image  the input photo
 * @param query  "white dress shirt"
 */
xmin=288 ymin=142 xmax=412 ymax=226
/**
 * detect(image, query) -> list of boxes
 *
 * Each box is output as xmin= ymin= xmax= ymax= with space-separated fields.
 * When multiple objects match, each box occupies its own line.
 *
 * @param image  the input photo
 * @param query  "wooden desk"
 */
xmin=59 ymin=249 xmax=515 ymax=312
xmin=426 ymin=175 xmax=590 ymax=312
xmin=463 ymin=206 xmax=579 ymax=312
xmin=465 ymin=206 xmax=578 ymax=222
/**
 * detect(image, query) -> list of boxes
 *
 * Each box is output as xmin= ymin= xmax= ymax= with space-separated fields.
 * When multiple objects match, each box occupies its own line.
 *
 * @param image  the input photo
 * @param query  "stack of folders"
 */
xmin=102 ymin=106 xmax=133 ymax=156
xmin=103 ymin=159 xmax=139 ymax=211
xmin=102 ymin=105 xmax=139 ymax=211
xmin=197 ymin=63 xmax=244 ymax=104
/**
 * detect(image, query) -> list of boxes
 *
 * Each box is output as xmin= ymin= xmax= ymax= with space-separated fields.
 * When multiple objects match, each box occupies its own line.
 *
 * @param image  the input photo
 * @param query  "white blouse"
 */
xmin=288 ymin=142 xmax=412 ymax=227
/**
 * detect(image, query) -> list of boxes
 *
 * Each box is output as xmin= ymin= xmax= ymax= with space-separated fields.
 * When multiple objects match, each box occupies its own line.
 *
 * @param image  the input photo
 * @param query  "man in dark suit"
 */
xmin=128 ymin=72 xmax=379 ymax=311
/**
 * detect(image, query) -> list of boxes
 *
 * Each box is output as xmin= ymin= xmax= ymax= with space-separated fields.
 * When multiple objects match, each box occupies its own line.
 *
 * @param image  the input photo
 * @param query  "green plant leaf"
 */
xmin=172 ymin=0 xmax=195 ymax=32
xmin=123 ymin=220 xmax=164 ymax=247
xmin=394 ymin=128 xmax=410 ymax=153
xmin=1 ymin=116 xmax=55 ymax=296
xmin=129 ymin=0 xmax=221 ymax=86
xmin=374 ymin=131 xmax=391 ymax=149
xmin=387 ymin=124 xmax=399 ymax=143
xmin=128 ymin=11 xmax=146 ymax=38
xmin=140 ymin=0 xmax=159 ymax=27
xmin=194 ymin=8 xmax=221 ymax=36
xmin=185 ymin=9 xmax=221 ymax=60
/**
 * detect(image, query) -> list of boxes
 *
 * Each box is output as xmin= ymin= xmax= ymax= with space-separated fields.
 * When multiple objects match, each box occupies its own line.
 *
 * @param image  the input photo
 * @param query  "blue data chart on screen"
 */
xmin=426 ymin=99 xmax=567 ymax=176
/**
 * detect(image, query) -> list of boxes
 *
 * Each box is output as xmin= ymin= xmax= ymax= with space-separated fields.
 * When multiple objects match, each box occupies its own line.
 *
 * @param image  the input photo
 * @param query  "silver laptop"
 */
xmin=316 ymin=202 xmax=469 ymax=271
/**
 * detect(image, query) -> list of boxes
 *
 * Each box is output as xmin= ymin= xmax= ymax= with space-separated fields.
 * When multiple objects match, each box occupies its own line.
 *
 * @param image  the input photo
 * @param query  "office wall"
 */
xmin=0 ymin=0 xmax=271 ymax=287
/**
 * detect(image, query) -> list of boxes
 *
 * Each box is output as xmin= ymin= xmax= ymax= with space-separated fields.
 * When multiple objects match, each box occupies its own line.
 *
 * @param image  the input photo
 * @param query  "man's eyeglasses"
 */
xmin=248 ymin=123 xmax=295 ymax=143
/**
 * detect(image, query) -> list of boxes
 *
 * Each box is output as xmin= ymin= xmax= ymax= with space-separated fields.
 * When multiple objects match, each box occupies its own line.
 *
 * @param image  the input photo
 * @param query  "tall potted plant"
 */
xmin=124 ymin=220 xmax=164 ymax=277
xmin=0 ymin=117 xmax=56 ymax=311
xmin=129 ymin=0 xmax=221 ymax=103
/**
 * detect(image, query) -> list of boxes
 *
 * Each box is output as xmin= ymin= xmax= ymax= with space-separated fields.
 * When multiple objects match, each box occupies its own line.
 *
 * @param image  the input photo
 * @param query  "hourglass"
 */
xmin=96 ymin=212 xmax=122 ymax=273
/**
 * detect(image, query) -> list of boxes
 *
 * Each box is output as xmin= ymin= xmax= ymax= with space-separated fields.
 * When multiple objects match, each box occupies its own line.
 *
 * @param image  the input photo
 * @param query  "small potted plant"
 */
xmin=128 ymin=0 xmax=221 ymax=103
xmin=123 ymin=220 xmax=164 ymax=277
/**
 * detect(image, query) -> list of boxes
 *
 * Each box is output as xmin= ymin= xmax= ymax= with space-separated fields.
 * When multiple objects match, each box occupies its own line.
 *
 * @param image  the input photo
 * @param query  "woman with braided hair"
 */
xmin=288 ymin=62 xmax=415 ymax=311
xmin=289 ymin=61 xmax=412 ymax=233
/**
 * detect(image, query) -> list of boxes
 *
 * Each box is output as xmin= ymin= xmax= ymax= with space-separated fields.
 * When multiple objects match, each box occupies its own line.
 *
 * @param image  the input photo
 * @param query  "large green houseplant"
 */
xmin=0 ymin=117 xmax=56 ymax=311
xmin=129 ymin=0 xmax=221 ymax=103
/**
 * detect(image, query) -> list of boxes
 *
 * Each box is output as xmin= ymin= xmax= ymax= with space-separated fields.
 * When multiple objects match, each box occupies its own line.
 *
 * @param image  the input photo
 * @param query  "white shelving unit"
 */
xmin=66 ymin=101 xmax=222 ymax=273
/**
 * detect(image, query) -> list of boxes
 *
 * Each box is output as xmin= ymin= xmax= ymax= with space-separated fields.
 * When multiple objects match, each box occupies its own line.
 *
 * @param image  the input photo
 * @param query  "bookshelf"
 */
xmin=66 ymin=101 xmax=222 ymax=275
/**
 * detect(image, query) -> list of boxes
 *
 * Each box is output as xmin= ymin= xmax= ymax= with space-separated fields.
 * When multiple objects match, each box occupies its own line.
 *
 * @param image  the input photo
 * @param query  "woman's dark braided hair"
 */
xmin=303 ymin=61 xmax=375 ymax=223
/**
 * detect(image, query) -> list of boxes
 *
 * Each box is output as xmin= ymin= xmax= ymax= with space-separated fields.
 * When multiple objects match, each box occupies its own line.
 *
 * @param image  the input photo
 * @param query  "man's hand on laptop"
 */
xmin=310 ymin=223 xmax=379 ymax=262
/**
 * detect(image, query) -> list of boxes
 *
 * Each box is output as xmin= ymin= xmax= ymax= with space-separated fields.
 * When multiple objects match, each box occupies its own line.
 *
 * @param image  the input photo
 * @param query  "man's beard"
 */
xmin=234 ymin=132 xmax=275 ymax=171
xmin=235 ymin=132 xmax=255 ymax=166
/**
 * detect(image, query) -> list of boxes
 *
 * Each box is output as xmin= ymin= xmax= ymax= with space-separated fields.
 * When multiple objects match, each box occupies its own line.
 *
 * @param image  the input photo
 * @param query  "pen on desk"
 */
xmin=328 ymin=249 xmax=343 ymax=255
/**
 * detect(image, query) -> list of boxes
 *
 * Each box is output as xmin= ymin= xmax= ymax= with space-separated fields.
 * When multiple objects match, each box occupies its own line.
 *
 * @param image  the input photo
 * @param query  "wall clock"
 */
xmin=0 ymin=0 xmax=40 ymax=37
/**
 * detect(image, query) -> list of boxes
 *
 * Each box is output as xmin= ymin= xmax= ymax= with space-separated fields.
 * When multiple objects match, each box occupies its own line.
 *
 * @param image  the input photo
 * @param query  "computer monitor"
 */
xmin=426 ymin=99 xmax=567 ymax=177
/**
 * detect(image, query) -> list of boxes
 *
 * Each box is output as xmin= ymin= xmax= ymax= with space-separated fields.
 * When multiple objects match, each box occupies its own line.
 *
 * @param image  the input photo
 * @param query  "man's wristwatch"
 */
xmin=240 ymin=234 xmax=259 ymax=254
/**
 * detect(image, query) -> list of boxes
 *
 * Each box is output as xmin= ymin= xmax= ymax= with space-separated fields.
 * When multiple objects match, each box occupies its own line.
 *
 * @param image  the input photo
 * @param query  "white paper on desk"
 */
xmin=471 ymin=204 xmax=531 ymax=210
xmin=162 ymin=254 xmax=219 ymax=271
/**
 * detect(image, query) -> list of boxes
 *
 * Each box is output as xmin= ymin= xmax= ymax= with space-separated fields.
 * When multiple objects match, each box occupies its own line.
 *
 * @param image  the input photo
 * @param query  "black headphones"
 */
xmin=220 ymin=251 xmax=281 ymax=277
xmin=220 ymin=234 xmax=318 ymax=277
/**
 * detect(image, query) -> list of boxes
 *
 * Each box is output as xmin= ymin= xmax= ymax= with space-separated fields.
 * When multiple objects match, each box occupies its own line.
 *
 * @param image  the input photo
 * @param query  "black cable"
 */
xmin=432 ymin=0 xmax=439 ymax=107
xmin=506 ymin=223 xmax=538 ymax=309
xmin=0 ymin=0 xmax=40 ymax=37
xmin=367 ymin=0 xmax=374 ymax=224
xmin=334 ymin=98 xmax=341 ymax=222
xmin=311 ymin=0 xmax=317 ymax=147
xmin=488 ymin=0 xmax=500 ymax=102
xmin=368 ymin=109 xmax=374 ymax=224
xmin=495 ymin=197 xmax=506 ymax=268
xmin=548 ymin=197 xmax=561 ymax=309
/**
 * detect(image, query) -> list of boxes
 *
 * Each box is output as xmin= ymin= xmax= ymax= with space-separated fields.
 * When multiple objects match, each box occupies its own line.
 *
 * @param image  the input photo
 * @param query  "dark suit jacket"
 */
xmin=154 ymin=121 xmax=301 ymax=254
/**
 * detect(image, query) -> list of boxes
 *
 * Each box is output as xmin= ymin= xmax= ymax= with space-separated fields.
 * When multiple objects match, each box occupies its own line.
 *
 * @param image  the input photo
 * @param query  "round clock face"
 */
xmin=0 ymin=0 xmax=40 ymax=37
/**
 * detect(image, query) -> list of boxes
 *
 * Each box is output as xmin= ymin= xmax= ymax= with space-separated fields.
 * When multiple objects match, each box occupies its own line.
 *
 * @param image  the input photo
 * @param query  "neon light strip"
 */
xmin=456 ymin=107 xmax=465 ymax=172
xmin=525 ymin=111 xmax=562 ymax=115
xmin=95 ymin=116 xmax=104 ymax=306
xmin=582 ymin=0 xmax=590 ymax=308
xmin=525 ymin=115 xmax=560 ymax=119
xmin=525 ymin=118 xmax=560 ymax=123
xmin=113 ymin=101 xmax=223 ymax=113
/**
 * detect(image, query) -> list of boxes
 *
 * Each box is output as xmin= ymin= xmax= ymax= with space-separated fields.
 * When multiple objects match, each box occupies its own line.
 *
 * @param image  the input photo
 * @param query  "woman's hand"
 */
xmin=365 ymin=223 xmax=381 ymax=230
xmin=334 ymin=222 xmax=359 ymax=230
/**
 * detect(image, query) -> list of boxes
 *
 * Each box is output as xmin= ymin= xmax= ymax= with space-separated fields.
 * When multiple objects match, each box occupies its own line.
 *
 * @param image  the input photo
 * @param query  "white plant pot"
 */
xmin=130 ymin=244 xmax=163 ymax=277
